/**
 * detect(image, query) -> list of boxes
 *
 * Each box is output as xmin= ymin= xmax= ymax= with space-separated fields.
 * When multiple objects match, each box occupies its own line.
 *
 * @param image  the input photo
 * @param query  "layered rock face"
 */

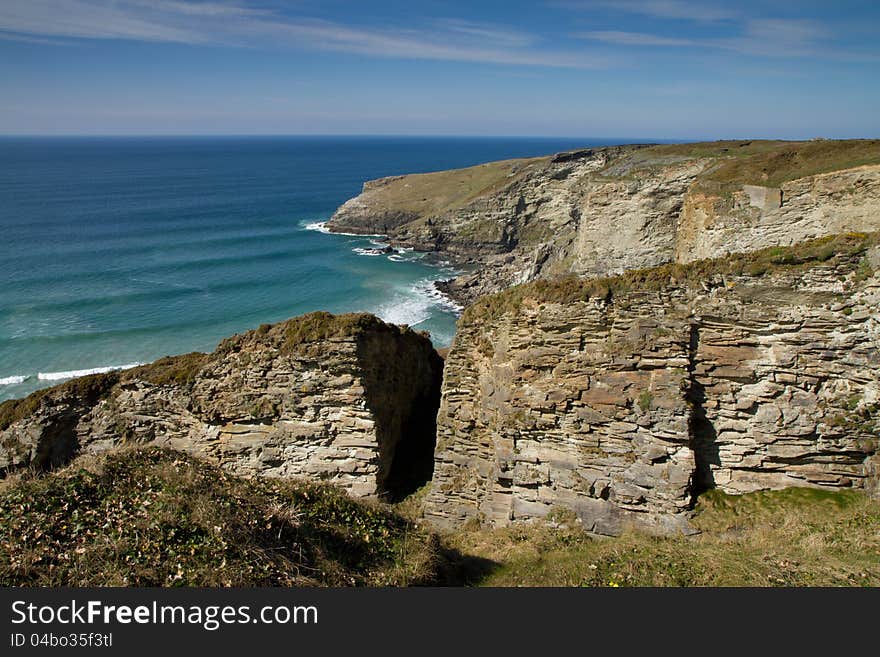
xmin=327 ymin=141 xmax=880 ymax=306
xmin=0 ymin=313 xmax=443 ymax=499
xmin=676 ymin=166 xmax=880 ymax=263
xmin=424 ymin=236 xmax=880 ymax=534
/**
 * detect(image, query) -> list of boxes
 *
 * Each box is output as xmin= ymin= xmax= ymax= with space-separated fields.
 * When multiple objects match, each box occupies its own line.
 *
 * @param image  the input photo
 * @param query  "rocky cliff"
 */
xmin=327 ymin=140 xmax=880 ymax=305
xmin=424 ymin=234 xmax=880 ymax=534
xmin=3 ymin=140 xmax=880 ymax=542
xmin=0 ymin=312 xmax=443 ymax=500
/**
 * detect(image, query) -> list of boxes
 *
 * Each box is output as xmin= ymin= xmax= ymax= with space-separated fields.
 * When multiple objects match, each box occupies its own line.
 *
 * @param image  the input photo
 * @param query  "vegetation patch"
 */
xmin=126 ymin=353 xmax=209 ymax=387
xmin=463 ymin=232 xmax=878 ymax=323
xmin=4 ymin=450 xmax=877 ymax=587
xmin=0 ymin=372 xmax=120 ymax=432
xmin=215 ymin=311 xmax=399 ymax=356
xmin=445 ymin=487 xmax=880 ymax=587
xmin=641 ymin=139 xmax=880 ymax=187
xmin=0 ymin=447 xmax=444 ymax=586
xmin=342 ymin=157 xmax=549 ymax=221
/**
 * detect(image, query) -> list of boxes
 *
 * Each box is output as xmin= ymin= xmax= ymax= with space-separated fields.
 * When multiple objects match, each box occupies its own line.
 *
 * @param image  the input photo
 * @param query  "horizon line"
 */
xmin=0 ymin=133 xmax=867 ymax=142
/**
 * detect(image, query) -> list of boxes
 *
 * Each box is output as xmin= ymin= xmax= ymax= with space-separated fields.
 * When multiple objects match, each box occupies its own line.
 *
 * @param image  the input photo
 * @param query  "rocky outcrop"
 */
xmin=676 ymin=166 xmax=880 ymax=263
xmin=327 ymin=140 xmax=880 ymax=306
xmin=5 ymin=141 xmax=880 ymax=543
xmin=424 ymin=235 xmax=880 ymax=534
xmin=0 ymin=312 xmax=443 ymax=500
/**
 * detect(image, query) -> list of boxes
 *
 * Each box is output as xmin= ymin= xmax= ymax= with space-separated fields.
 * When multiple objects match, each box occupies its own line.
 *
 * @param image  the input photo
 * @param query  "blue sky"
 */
xmin=1 ymin=0 xmax=878 ymax=138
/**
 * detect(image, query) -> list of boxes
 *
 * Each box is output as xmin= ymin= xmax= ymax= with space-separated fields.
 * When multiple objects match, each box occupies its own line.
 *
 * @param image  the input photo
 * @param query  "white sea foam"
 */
xmin=37 ymin=362 xmax=144 ymax=382
xmin=352 ymin=247 xmax=384 ymax=257
xmin=303 ymin=221 xmax=386 ymax=238
xmin=375 ymin=292 xmax=432 ymax=327
xmin=373 ymin=277 xmax=464 ymax=329
xmin=304 ymin=221 xmax=332 ymax=234
xmin=0 ymin=375 xmax=27 ymax=386
xmin=414 ymin=278 xmax=464 ymax=313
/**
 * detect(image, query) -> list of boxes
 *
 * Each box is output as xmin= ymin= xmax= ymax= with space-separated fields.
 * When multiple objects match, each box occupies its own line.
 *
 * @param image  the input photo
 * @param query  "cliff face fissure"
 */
xmin=685 ymin=320 xmax=718 ymax=500
xmin=357 ymin=332 xmax=444 ymax=501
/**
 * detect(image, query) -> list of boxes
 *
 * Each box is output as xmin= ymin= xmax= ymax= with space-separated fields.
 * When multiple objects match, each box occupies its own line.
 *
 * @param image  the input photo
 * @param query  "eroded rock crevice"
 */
xmin=685 ymin=321 xmax=718 ymax=500
xmin=356 ymin=330 xmax=444 ymax=500
xmin=0 ymin=313 xmax=445 ymax=501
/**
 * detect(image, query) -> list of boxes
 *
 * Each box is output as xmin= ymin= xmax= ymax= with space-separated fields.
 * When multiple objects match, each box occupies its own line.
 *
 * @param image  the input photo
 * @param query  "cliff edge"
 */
xmin=327 ymin=140 xmax=880 ymax=305
xmin=0 ymin=312 xmax=443 ymax=501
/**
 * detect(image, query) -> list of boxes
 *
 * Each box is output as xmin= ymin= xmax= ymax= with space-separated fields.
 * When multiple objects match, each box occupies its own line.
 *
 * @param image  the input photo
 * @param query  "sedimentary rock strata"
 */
xmin=328 ymin=140 xmax=880 ymax=306
xmin=424 ymin=235 xmax=880 ymax=534
xmin=0 ymin=312 xmax=443 ymax=499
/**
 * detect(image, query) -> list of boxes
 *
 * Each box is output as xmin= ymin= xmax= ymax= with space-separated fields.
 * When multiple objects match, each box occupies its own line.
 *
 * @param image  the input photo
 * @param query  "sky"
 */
xmin=0 ymin=0 xmax=878 ymax=138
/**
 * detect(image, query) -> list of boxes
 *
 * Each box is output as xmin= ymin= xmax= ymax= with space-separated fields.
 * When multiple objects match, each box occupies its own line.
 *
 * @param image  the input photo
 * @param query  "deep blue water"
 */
xmin=0 ymin=136 xmax=634 ymax=401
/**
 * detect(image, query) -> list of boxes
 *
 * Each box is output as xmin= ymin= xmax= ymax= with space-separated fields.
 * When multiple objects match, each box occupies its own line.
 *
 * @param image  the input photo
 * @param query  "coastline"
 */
xmin=308 ymin=220 xmax=466 ymax=313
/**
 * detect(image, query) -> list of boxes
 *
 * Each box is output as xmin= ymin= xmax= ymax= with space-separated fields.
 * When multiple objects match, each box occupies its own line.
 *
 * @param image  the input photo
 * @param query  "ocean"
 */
xmin=0 ymin=136 xmax=630 ymax=402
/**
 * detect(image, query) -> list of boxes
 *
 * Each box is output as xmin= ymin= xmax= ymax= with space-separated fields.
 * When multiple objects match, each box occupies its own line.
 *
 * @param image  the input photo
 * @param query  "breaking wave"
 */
xmin=37 ymin=362 xmax=143 ymax=382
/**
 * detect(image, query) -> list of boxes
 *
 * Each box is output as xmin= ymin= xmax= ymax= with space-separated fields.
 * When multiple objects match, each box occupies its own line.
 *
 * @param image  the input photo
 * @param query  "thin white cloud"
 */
xmin=0 ymin=0 xmax=609 ymax=68
xmin=578 ymin=31 xmax=696 ymax=47
xmin=433 ymin=19 xmax=537 ymax=49
xmin=0 ymin=0 xmax=207 ymax=42
xmin=565 ymin=0 xmax=737 ymax=22
xmin=124 ymin=0 xmax=270 ymax=17
xmin=253 ymin=18 xmax=606 ymax=68
xmin=0 ymin=30 xmax=77 ymax=46
xmin=0 ymin=0 xmax=210 ymax=43
xmin=577 ymin=19 xmax=837 ymax=58
xmin=722 ymin=19 xmax=828 ymax=57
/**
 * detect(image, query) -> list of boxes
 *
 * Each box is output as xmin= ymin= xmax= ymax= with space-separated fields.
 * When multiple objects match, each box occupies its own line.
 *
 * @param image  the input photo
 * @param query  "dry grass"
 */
xmin=215 ymin=311 xmax=405 ymax=355
xmin=352 ymin=156 xmax=549 ymax=218
xmin=0 ymin=371 xmax=120 ymax=431
xmin=643 ymin=139 xmax=880 ymax=187
xmin=0 ymin=447 xmax=444 ymax=587
xmin=127 ymin=352 xmax=210 ymax=387
xmin=444 ymin=488 xmax=880 ymax=587
xmin=3 ymin=448 xmax=877 ymax=587
xmin=463 ymin=232 xmax=878 ymax=323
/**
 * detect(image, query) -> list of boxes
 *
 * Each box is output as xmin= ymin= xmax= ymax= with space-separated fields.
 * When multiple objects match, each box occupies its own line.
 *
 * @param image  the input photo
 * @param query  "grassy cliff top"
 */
xmin=0 ymin=447 xmax=442 ymax=586
xmin=336 ymin=155 xmax=552 ymax=219
xmin=642 ymin=138 xmax=880 ymax=187
xmin=462 ymin=232 xmax=879 ymax=323
xmin=5 ymin=446 xmax=875 ymax=586
xmin=332 ymin=140 xmax=880 ymax=226
xmin=217 ymin=311 xmax=418 ymax=354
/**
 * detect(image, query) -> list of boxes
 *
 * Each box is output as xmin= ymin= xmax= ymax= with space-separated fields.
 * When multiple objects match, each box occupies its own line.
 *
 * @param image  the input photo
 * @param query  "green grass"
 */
xmin=215 ymin=311 xmax=408 ymax=355
xmin=642 ymin=139 xmax=880 ymax=187
xmin=0 ymin=447 xmax=444 ymax=586
xmin=3 ymin=448 xmax=878 ymax=587
xmin=445 ymin=487 xmax=880 ymax=587
xmin=0 ymin=371 xmax=120 ymax=431
xmin=462 ymin=232 xmax=878 ymax=323
xmin=334 ymin=140 xmax=880 ymax=239
xmin=127 ymin=353 xmax=210 ymax=387
xmin=348 ymin=156 xmax=550 ymax=220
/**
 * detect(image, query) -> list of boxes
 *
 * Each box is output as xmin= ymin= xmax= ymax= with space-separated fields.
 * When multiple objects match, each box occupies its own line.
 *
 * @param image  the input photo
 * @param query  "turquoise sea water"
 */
xmin=0 ymin=136 xmax=629 ymax=402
